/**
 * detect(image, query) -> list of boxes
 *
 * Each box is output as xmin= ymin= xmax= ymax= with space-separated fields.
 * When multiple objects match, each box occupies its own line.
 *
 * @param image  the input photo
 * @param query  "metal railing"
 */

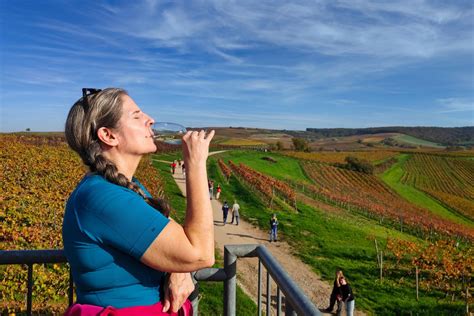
xmin=0 ymin=244 xmax=319 ymax=316
xmin=0 ymin=249 xmax=74 ymax=315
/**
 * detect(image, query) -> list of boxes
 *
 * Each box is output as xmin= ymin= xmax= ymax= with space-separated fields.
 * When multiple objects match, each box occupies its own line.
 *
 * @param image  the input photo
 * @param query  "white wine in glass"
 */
xmin=152 ymin=122 xmax=187 ymax=144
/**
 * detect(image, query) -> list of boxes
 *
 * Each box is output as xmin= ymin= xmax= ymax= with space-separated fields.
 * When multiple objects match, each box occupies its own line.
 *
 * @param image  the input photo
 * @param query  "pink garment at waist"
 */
xmin=64 ymin=300 xmax=193 ymax=316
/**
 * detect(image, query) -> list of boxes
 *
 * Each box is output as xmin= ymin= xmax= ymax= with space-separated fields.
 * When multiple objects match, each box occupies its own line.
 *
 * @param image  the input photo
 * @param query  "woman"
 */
xmin=337 ymin=276 xmax=355 ymax=316
xmin=215 ymin=184 xmax=221 ymax=200
xmin=269 ymin=214 xmax=278 ymax=242
xmin=63 ymin=88 xmax=215 ymax=313
xmin=323 ymin=269 xmax=344 ymax=313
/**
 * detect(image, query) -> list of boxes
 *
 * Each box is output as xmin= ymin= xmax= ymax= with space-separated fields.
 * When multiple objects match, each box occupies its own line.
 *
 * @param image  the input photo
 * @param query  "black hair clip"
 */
xmin=81 ymin=88 xmax=102 ymax=111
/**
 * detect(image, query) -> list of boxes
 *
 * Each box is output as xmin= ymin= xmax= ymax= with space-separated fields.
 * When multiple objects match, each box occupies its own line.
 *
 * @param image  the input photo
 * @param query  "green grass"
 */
xmin=151 ymin=153 xmax=258 ymax=315
xmin=215 ymin=150 xmax=311 ymax=183
xmin=393 ymin=134 xmax=445 ymax=148
xmin=381 ymin=154 xmax=473 ymax=228
xmin=204 ymin=151 xmax=468 ymax=315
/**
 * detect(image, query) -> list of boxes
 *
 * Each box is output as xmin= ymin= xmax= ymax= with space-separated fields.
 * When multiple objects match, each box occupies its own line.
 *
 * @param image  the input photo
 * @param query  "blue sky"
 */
xmin=0 ymin=0 xmax=473 ymax=132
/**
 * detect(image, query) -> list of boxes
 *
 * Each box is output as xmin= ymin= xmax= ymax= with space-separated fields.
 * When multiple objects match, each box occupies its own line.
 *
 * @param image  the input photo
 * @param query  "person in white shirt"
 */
xmin=231 ymin=200 xmax=240 ymax=225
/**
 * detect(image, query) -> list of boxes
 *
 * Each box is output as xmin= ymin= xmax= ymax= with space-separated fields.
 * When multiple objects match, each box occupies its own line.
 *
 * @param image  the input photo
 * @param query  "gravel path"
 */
xmin=168 ymin=157 xmax=364 ymax=315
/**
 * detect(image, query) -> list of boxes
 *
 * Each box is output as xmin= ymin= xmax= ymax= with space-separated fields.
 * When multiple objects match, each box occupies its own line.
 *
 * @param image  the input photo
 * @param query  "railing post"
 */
xmin=224 ymin=246 xmax=237 ymax=316
xmin=258 ymin=259 xmax=262 ymax=316
xmin=277 ymin=286 xmax=282 ymax=316
xmin=266 ymin=270 xmax=271 ymax=316
xmin=27 ymin=263 xmax=33 ymax=316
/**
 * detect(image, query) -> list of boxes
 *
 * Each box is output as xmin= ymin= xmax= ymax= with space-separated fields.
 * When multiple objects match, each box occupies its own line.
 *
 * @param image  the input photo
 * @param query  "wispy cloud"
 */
xmin=102 ymin=0 xmax=473 ymax=59
xmin=437 ymin=98 xmax=474 ymax=113
xmin=1 ymin=0 xmax=472 ymax=131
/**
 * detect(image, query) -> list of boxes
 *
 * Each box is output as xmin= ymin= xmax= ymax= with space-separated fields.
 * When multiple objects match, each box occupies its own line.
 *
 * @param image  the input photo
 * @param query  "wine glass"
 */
xmin=152 ymin=122 xmax=187 ymax=144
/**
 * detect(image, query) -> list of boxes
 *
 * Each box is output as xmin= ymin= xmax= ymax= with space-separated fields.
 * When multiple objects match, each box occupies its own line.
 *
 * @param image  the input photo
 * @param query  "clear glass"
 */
xmin=152 ymin=122 xmax=187 ymax=144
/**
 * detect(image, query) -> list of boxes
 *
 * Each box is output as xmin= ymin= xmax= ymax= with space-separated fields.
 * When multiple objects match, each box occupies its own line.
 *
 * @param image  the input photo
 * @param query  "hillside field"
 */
xmin=1 ymin=133 xmax=473 ymax=315
xmin=0 ymin=134 xmax=256 ymax=315
xmin=205 ymin=149 xmax=473 ymax=314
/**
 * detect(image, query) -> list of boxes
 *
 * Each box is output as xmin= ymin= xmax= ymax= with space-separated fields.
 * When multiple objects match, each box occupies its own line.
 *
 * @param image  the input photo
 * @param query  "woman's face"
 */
xmin=114 ymin=95 xmax=156 ymax=155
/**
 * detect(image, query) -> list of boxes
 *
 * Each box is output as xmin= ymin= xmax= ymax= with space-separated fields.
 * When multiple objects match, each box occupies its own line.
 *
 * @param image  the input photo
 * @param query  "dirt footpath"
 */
xmin=170 ymin=164 xmax=368 ymax=315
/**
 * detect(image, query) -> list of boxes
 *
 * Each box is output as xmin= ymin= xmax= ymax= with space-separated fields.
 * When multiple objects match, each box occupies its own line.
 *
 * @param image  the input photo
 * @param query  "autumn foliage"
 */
xmin=401 ymin=153 xmax=474 ymax=220
xmin=386 ymin=238 xmax=473 ymax=306
xmin=223 ymin=160 xmax=296 ymax=208
xmin=300 ymin=161 xmax=474 ymax=241
xmin=0 ymin=134 xmax=166 ymax=313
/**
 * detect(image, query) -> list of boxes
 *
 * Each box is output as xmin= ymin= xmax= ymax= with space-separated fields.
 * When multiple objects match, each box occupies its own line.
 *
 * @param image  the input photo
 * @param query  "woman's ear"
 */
xmin=97 ymin=127 xmax=119 ymax=147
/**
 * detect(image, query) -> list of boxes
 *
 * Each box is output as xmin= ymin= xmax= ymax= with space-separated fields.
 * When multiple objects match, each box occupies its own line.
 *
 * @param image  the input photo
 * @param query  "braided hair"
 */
xmin=65 ymin=88 xmax=170 ymax=217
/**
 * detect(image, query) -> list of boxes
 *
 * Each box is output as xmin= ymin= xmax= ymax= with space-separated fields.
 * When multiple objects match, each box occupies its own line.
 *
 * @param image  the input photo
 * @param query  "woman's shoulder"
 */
xmin=75 ymin=174 xmax=138 ymax=203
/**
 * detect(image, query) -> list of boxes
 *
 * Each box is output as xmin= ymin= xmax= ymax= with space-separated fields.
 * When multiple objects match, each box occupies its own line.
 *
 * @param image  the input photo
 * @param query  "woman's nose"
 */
xmin=145 ymin=114 xmax=155 ymax=125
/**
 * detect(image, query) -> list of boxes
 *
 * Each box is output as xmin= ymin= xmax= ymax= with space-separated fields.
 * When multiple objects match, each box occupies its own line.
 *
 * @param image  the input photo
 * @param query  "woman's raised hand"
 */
xmin=181 ymin=130 xmax=215 ymax=168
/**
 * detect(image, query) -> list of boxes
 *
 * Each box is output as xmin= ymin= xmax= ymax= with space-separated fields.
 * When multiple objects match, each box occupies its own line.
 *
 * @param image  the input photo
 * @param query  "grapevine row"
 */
xmin=301 ymin=161 xmax=474 ymax=241
xmin=225 ymin=160 xmax=296 ymax=208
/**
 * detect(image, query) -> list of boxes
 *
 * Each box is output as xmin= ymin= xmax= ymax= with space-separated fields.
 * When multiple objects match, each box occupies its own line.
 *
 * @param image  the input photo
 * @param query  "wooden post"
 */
xmin=374 ymin=239 xmax=380 ymax=268
xmin=379 ymin=251 xmax=383 ymax=282
xmin=466 ymin=277 xmax=469 ymax=315
xmin=416 ymin=266 xmax=419 ymax=301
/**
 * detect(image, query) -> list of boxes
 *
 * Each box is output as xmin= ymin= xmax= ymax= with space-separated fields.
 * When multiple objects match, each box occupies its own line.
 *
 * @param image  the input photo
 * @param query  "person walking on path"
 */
xmin=216 ymin=184 xmax=222 ymax=200
xmin=222 ymin=201 xmax=230 ymax=225
xmin=269 ymin=214 xmax=278 ymax=242
xmin=208 ymin=180 xmax=214 ymax=200
xmin=337 ymin=276 xmax=355 ymax=316
xmin=323 ymin=269 xmax=344 ymax=314
xmin=170 ymin=160 xmax=177 ymax=174
xmin=231 ymin=200 xmax=240 ymax=225
xmin=181 ymin=163 xmax=186 ymax=179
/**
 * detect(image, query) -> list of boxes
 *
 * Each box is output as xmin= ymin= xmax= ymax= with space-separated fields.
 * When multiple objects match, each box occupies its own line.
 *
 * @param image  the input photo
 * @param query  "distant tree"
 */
xmin=292 ymin=137 xmax=309 ymax=152
xmin=382 ymin=137 xmax=397 ymax=147
xmin=276 ymin=141 xmax=284 ymax=151
xmin=26 ymin=128 xmax=31 ymax=132
xmin=345 ymin=156 xmax=374 ymax=174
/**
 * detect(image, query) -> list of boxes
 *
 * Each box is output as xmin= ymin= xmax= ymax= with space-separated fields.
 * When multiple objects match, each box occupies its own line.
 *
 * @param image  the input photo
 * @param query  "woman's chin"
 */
xmin=149 ymin=143 xmax=158 ymax=153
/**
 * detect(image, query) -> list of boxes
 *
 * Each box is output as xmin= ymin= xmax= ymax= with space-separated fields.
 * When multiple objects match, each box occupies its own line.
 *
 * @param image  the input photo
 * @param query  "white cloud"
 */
xmin=437 ymin=98 xmax=474 ymax=113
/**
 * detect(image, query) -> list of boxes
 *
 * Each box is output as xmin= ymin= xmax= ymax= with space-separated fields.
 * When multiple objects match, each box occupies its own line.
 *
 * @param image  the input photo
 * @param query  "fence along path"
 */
xmin=169 ymin=159 xmax=365 ymax=315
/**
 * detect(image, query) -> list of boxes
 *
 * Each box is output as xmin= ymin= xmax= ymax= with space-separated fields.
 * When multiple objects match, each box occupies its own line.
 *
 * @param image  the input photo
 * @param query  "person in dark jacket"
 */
xmin=337 ymin=276 xmax=355 ymax=316
xmin=269 ymin=214 xmax=278 ymax=242
xmin=222 ymin=201 xmax=230 ymax=225
xmin=323 ymin=269 xmax=344 ymax=313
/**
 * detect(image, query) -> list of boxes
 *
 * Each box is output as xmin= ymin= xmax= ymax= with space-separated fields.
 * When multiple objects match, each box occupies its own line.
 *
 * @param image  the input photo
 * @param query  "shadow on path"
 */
xmin=226 ymin=232 xmax=268 ymax=241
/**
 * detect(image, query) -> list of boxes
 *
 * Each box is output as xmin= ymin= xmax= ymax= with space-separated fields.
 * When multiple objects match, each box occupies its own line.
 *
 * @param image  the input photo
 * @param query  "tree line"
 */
xmin=304 ymin=126 xmax=474 ymax=146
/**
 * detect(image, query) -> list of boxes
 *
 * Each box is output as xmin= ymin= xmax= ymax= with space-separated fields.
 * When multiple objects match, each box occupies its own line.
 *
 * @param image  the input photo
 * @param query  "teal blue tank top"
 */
xmin=63 ymin=174 xmax=170 ymax=308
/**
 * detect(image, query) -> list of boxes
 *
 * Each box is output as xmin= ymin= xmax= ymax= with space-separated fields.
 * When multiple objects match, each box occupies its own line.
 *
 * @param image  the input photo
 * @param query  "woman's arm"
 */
xmin=141 ymin=130 xmax=215 ymax=272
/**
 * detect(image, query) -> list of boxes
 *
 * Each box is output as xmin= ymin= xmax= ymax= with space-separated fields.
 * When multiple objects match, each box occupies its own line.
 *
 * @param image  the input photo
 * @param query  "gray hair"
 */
xmin=64 ymin=88 xmax=169 ymax=216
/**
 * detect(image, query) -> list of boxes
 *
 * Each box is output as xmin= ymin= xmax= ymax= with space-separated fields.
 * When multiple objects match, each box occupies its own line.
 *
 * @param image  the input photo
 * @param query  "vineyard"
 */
xmin=2 ymin=134 xmax=473 ymax=314
xmin=218 ymin=159 xmax=232 ymax=181
xmin=384 ymin=238 xmax=472 ymax=309
xmin=300 ymin=161 xmax=474 ymax=241
xmin=210 ymin=150 xmax=474 ymax=313
xmin=284 ymin=150 xmax=397 ymax=164
xmin=401 ymin=153 xmax=474 ymax=220
xmin=219 ymin=160 xmax=296 ymax=209
xmin=0 ymin=134 xmax=166 ymax=314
